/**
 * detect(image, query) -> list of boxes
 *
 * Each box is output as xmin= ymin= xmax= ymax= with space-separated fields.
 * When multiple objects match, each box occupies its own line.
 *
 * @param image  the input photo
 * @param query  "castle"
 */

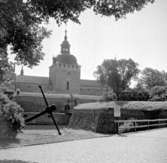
xmin=15 ymin=31 xmax=103 ymax=96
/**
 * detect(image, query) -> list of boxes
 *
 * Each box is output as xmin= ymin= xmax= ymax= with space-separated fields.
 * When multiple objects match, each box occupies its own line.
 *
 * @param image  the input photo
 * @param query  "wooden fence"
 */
xmin=115 ymin=118 xmax=167 ymax=133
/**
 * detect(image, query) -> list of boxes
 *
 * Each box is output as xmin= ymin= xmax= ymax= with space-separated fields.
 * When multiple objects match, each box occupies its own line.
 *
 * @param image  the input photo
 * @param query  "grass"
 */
xmin=75 ymin=101 xmax=167 ymax=111
xmin=15 ymin=92 xmax=100 ymax=112
xmin=0 ymin=125 xmax=107 ymax=149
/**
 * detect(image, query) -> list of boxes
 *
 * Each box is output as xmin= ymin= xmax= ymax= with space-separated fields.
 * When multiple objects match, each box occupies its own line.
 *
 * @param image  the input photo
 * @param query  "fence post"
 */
xmin=158 ymin=119 xmax=160 ymax=128
xmin=147 ymin=121 xmax=149 ymax=129
xmin=113 ymin=102 xmax=121 ymax=134
xmin=114 ymin=117 xmax=119 ymax=134
xmin=134 ymin=121 xmax=136 ymax=132
xmin=117 ymin=119 xmax=119 ymax=134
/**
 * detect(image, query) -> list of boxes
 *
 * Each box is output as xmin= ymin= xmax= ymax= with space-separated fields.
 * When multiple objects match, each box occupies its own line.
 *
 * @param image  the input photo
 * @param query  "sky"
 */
xmin=15 ymin=1 xmax=167 ymax=80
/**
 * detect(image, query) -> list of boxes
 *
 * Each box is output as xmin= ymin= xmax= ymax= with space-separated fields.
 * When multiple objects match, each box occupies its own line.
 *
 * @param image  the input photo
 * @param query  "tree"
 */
xmin=0 ymin=48 xmax=10 ymax=81
xmin=94 ymin=58 xmax=139 ymax=98
xmin=0 ymin=0 xmax=51 ymax=67
xmin=0 ymin=0 xmax=155 ymax=68
xmin=139 ymin=68 xmax=167 ymax=90
xmin=29 ymin=0 xmax=155 ymax=23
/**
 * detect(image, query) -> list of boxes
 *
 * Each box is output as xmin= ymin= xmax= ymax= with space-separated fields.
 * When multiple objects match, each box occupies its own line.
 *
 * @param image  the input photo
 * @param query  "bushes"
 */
xmin=102 ymin=89 xmax=117 ymax=101
xmin=102 ymin=88 xmax=150 ymax=101
xmin=119 ymin=86 xmax=167 ymax=101
xmin=0 ymin=92 xmax=24 ymax=139
xmin=119 ymin=90 xmax=149 ymax=101
xmin=149 ymin=86 xmax=167 ymax=101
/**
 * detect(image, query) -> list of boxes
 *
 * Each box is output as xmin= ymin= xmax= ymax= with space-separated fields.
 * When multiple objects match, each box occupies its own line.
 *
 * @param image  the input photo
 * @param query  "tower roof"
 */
xmin=61 ymin=30 xmax=70 ymax=55
xmin=55 ymin=54 xmax=77 ymax=65
xmin=53 ymin=30 xmax=78 ymax=65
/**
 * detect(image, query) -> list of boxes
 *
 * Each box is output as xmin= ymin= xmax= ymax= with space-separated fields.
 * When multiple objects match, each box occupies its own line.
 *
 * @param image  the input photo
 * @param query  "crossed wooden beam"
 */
xmin=25 ymin=85 xmax=61 ymax=135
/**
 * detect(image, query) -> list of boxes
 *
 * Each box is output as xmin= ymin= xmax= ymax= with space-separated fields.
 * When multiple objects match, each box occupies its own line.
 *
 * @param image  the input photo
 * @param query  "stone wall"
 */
xmin=68 ymin=109 xmax=116 ymax=134
xmin=68 ymin=101 xmax=167 ymax=134
xmin=15 ymin=82 xmax=48 ymax=93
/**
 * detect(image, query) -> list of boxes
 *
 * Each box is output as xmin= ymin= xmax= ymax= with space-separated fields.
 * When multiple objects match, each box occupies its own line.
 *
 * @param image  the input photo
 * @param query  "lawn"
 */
xmin=0 ymin=125 xmax=107 ymax=149
xmin=75 ymin=101 xmax=167 ymax=111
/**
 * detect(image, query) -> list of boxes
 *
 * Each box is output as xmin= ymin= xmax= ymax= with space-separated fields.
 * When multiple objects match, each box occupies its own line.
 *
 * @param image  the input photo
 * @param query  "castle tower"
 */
xmin=49 ymin=30 xmax=80 ymax=94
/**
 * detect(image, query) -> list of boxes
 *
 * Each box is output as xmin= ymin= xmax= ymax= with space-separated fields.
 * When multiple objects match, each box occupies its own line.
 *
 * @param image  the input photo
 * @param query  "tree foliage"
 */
xmin=94 ymin=58 xmax=139 ymax=97
xmin=0 ymin=91 xmax=24 ymax=138
xmin=119 ymin=89 xmax=149 ymax=101
xmin=0 ymin=48 xmax=11 ymax=81
xmin=0 ymin=0 xmax=50 ymax=67
xmin=0 ymin=0 xmax=155 ymax=68
xmin=139 ymin=68 xmax=167 ymax=90
xmin=29 ymin=0 xmax=155 ymax=23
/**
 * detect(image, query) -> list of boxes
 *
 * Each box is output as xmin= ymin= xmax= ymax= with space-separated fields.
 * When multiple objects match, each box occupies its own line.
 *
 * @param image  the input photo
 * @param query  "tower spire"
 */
xmin=61 ymin=29 xmax=70 ymax=55
xmin=64 ymin=29 xmax=67 ymax=40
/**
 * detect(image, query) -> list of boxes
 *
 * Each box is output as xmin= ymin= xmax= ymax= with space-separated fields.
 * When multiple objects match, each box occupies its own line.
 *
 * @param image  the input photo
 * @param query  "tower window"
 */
xmin=66 ymin=81 xmax=70 ymax=90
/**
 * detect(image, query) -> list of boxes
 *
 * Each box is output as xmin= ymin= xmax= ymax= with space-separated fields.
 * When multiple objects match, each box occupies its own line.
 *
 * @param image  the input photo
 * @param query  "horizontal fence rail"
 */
xmin=115 ymin=118 xmax=167 ymax=133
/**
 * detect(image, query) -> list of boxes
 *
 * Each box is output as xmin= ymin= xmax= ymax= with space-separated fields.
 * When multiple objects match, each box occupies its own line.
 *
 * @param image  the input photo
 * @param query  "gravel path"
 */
xmin=0 ymin=128 xmax=167 ymax=163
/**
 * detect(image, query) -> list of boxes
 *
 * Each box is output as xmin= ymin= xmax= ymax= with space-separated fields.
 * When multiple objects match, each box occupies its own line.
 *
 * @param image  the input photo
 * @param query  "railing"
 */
xmin=115 ymin=118 xmax=167 ymax=133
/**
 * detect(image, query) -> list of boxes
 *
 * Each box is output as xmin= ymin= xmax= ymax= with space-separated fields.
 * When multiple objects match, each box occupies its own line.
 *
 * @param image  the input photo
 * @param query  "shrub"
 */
xmin=0 ymin=92 xmax=24 ymax=139
xmin=119 ymin=90 xmax=149 ymax=101
xmin=149 ymin=86 xmax=167 ymax=101
xmin=102 ymin=89 xmax=117 ymax=101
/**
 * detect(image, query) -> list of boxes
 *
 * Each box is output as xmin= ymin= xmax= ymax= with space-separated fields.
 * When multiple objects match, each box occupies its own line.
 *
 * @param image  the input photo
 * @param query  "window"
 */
xmin=66 ymin=81 xmax=70 ymax=90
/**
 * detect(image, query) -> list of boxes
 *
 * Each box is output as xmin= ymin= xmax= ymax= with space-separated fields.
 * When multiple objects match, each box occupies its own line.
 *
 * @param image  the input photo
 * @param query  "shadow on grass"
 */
xmin=117 ymin=133 xmax=128 ymax=137
xmin=0 ymin=127 xmax=111 ymax=149
xmin=0 ymin=160 xmax=38 ymax=163
xmin=0 ymin=138 xmax=20 ymax=148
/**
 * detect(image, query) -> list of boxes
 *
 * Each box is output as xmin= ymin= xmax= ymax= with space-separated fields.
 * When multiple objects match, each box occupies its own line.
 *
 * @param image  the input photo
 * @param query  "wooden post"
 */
xmin=113 ymin=101 xmax=121 ymax=134
xmin=147 ymin=121 xmax=149 ymax=129
xmin=115 ymin=117 xmax=119 ymax=134
xmin=134 ymin=121 xmax=136 ymax=132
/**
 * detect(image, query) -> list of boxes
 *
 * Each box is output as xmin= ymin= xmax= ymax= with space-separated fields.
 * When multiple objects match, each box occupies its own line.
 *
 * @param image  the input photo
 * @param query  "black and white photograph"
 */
xmin=0 ymin=0 xmax=167 ymax=163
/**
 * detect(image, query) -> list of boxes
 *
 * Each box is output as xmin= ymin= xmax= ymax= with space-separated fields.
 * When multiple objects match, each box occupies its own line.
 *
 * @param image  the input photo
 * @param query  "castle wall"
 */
xmin=15 ymin=82 xmax=48 ymax=92
xmin=15 ymin=76 xmax=103 ymax=96
xmin=80 ymin=87 xmax=102 ymax=96
xmin=80 ymin=80 xmax=103 ymax=96
xmin=15 ymin=75 xmax=49 ymax=92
